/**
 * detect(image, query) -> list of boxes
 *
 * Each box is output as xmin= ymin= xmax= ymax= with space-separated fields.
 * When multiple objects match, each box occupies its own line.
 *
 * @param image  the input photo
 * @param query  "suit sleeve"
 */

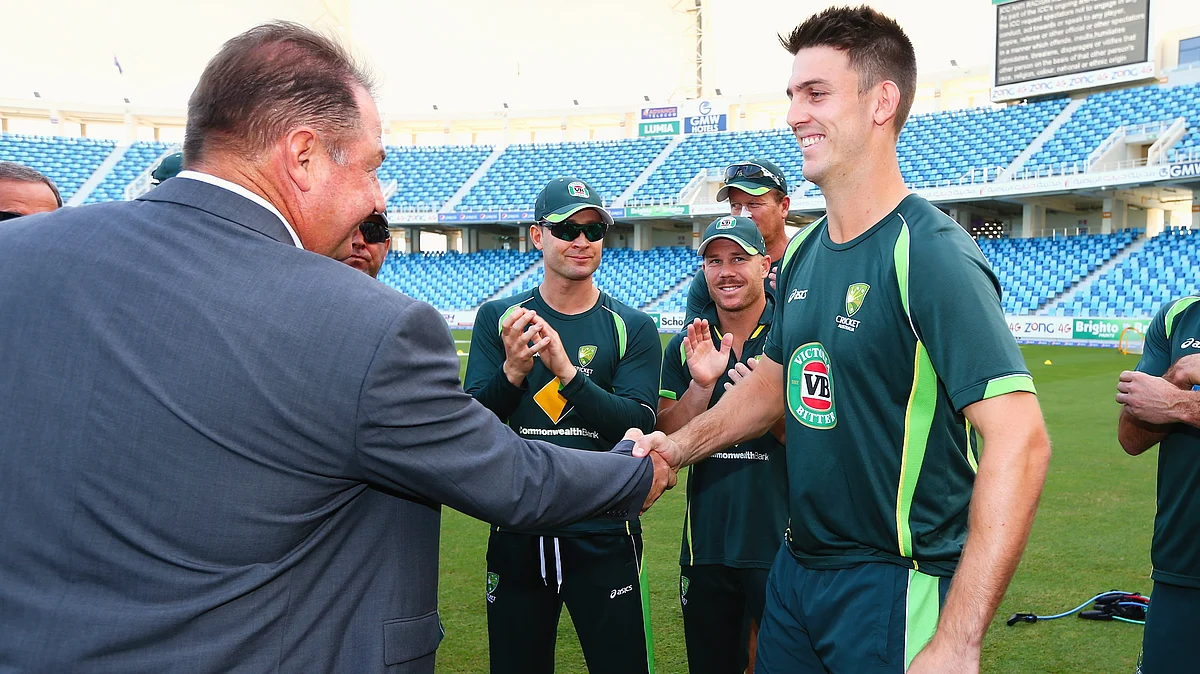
xmin=684 ymin=270 xmax=711 ymax=325
xmin=354 ymin=301 xmax=652 ymax=528
xmin=1136 ymin=302 xmax=1174 ymax=377
xmin=560 ymin=313 xmax=661 ymax=441
xmin=462 ymin=302 xmax=525 ymax=421
xmin=909 ymin=226 xmax=1035 ymax=412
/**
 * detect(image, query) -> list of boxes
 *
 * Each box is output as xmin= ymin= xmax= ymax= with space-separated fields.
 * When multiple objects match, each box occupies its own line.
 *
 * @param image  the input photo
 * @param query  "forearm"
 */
xmin=671 ymin=369 xmax=784 ymax=466
xmin=562 ymin=374 xmax=656 ymax=440
xmin=1169 ymin=391 xmax=1200 ymax=427
xmin=1118 ymin=407 xmax=1167 ymax=456
xmin=656 ymin=382 xmax=716 ymax=434
xmin=933 ymin=421 xmax=1051 ymax=651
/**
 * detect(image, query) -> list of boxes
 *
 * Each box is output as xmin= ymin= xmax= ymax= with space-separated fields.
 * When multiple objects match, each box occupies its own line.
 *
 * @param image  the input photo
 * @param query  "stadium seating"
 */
xmin=378 ymin=144 xmax=493 ymax=211
xmin=1061 ymin=228 xmax=1197 ymax=318
xmin=978 ymin=230 xmax=1137 ymax=316
xmin=84 ymin=141 xmax=175 ymax=204
xmin=375 ymin=249 xmax=540 ymax=310
xmin=457 ymin=138 xmax=671 ymax=211
xmin=0 ymin=133 xmax=114 ymax=203
xmin=1026 ymin=83 xmax=1200 ymax=174
xmin=632 ymin=100 xmax=1067 ymax=203
xmin=507 ymin=246 xmax=699 ymax=310
xmin=897 ymin=100 xmax=1068 ymax=186
xmin=632 ymin=129 xmax=804 ymax=204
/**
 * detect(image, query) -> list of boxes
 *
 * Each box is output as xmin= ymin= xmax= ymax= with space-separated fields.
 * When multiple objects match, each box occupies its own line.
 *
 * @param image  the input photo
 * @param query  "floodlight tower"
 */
xmin=672 ymin=0 xmax=709 ymax=100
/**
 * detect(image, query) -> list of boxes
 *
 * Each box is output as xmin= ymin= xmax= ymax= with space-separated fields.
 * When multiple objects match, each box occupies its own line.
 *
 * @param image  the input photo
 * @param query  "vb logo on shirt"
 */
xmin=787 ymin=342 xmax=837 ymax=429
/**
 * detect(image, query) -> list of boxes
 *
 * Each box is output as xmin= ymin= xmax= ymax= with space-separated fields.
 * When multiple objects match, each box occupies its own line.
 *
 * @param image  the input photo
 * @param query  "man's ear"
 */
xmin=529 ymin=224 xmax=545 ymax=251
xmin=283 ymin=127 xmax=319 ymax=192
xmin=760 ymin=254 xmax=772 ymax=279
xmin=872 ymin=80 xmax=901 ymax=131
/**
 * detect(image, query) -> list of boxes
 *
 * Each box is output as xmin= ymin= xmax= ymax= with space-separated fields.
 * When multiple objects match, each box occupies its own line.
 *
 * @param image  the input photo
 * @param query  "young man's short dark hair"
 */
xmin=779 ymin=5 xmax=917 ymax=134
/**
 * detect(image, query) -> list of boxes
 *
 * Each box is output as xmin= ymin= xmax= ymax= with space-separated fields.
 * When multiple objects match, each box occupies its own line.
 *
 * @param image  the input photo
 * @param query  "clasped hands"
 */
xmin=1117 ymin=353 xmax=1200 ymax=425
xmin=499 ymin=307 xmax=577 ymax=386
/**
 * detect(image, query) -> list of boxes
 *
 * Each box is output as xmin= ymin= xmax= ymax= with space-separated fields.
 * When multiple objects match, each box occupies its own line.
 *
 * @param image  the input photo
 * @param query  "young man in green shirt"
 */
xmin=464 ymin=176 xmax=663 ymax=674
xmin=684 ymin=159 xmax=791 ymax=325
xmin=633 ymin=7 xmax=1051 ymax=673
xmin=1117 ymin=296 xmax=1200 ymax=674
xmin=658 ymin=216 xmax=788 ymax=674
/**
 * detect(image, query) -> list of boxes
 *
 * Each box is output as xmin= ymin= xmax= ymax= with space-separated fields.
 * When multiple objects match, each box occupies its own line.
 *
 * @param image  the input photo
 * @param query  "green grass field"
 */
xmin=442 ymin=332 xmax=1152 ymax=673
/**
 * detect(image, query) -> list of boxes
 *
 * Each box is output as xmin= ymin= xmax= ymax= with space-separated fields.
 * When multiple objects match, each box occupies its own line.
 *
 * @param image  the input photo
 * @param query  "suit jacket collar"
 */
xmin=138 ymin=177 xmax=296 ymax=247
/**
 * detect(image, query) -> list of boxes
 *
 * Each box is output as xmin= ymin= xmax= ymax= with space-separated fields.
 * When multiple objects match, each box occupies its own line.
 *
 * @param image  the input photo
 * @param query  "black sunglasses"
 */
xmin=724 ymin=163 xmax=784 ymax=190
xmin=0 ymin=210 xmax=23 ymax=222
xmin=359 ymin=213 xmax=390 ymax=244
xmin=541 ymin=221 xmax=607 ymax=243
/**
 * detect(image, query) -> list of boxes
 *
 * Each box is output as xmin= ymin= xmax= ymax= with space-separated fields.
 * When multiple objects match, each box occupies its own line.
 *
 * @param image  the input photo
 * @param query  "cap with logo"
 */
xmin=697 ymin=215 xmax=767 ymax=256
xmin=534 ymin=176 xmax=614 ymax=226
xmin=150 ymin=152 xmax=184 ymax=185
xmin=716 ymin=158 xmax=788 ymax=202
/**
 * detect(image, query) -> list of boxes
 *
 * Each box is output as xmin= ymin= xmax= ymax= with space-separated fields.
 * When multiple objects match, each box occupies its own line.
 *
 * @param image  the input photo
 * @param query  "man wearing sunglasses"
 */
xmin=465 ymin=176 xmax=663 ymax=674
xmin=683 ymin=158 xmax=790 ymax=326
xmin=338 ymin=212 xmax=391 ymax=278
xmin=0 ymin=161 xmax=62 ymax=221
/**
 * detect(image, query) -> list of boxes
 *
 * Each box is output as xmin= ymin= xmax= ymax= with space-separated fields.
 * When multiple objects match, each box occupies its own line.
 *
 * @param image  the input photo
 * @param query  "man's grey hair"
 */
xmin=0 ymin=161 xmax=63 ymax=207
xmin=183 ymin=21 xmax=375 ymax=167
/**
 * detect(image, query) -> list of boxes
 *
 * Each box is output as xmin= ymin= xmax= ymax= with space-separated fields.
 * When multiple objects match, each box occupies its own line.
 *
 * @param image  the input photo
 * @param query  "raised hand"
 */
xmin=684 ymin=319 xmax=732 ymax=389
xmin=501 ymin=308 xmax=548 ymax=386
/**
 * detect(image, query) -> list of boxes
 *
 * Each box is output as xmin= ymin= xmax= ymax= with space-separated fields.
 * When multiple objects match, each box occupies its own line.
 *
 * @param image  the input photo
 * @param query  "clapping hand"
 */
xmin=684 ymin=319 xmax=732 ymax=389
xmin=500 ymin=308 xmax=548 ymax=386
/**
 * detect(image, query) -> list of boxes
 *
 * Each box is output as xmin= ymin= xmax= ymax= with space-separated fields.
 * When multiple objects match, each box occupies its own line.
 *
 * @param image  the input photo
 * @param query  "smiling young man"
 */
xmin=657 ymin=216 xmax=788 ymax=674
xmin=684 ymin=158 xmax=791 ymax=325
xmin=464 ymin=176 xmax=662 ymax=674
xmin=632 ymin=7 xmax=1051 ymax=673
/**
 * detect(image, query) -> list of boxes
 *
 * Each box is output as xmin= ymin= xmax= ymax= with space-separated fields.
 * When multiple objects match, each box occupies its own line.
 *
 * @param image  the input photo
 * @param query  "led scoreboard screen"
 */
xmin=993 ymin=0 xmax=1151 ymax=99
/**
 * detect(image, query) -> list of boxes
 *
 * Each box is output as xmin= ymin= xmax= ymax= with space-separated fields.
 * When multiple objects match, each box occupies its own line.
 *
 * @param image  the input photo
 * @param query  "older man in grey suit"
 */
xmin=0 ymin=22 xmax=674 ymax=674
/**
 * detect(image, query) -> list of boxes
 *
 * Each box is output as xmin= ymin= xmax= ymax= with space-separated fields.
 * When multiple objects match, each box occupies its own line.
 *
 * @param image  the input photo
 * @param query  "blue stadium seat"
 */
xmin=458 ymin=138 xmax=670 ymax=211
xmin=0 ymin=133 xmax=115 ymax=202
xmin=85 ymin=141 xmax=175 ymax=203
xmin=1026 ymin=83 xmax=1200 ymax=173
xmin=976 ymin=230 xmax=1137 ymax=316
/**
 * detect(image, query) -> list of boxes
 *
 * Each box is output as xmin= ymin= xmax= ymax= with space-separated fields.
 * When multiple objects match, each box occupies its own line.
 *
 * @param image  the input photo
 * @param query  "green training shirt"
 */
xmin=660 ymin=301 xmax=788 ymax=569
xmin=763 ymin=194 xmax=1035 ymax=577
xmin=465 ymin=286 xmax=662 ymax=536
xmin=1135 ymin=295 xmax=1200 ymax=589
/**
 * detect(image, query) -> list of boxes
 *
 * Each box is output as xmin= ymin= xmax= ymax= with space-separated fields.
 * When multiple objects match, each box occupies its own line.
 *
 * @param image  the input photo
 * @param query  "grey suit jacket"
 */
xmin=0 ymin=178 xmax=653 ymax=673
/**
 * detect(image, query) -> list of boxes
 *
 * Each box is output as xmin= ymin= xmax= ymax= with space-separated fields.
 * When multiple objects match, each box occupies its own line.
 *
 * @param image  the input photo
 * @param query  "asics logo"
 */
xmin=788 ymin=289 xmax=809 ymax=303
xmin=610 ymin=584 xmax=634 ymax=599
